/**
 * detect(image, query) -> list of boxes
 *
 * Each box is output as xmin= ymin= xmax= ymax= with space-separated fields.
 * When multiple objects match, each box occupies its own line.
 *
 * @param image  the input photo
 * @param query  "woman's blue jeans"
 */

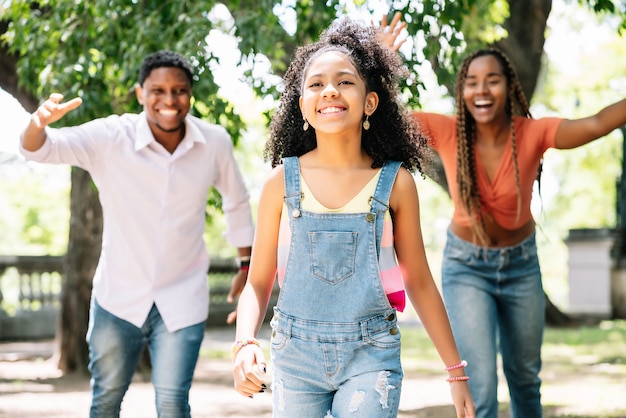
xmin=87 ymin=299 xmax=204 ymax=418
xmin=442 ymin=229 xmax=544 ymax=418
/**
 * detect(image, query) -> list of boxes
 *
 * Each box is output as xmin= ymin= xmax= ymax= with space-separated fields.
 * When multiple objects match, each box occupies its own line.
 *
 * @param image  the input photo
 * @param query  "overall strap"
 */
xmin=370 ymin=161 xmax=402 ymax=257
xmin=282 ymin=157 xmax=302 ymax=214
xmin=370 ymin=161 xmax=401 ymax=212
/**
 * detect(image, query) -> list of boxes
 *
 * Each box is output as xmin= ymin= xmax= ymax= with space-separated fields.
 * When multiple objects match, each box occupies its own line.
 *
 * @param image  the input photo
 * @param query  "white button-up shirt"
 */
xmin=20 ymin=113 xmax=254 ymax=331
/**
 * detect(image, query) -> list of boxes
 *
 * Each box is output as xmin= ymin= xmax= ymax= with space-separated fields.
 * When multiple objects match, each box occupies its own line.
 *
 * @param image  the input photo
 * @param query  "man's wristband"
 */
xmin=238 ymin=256 xmax=251 ymax=271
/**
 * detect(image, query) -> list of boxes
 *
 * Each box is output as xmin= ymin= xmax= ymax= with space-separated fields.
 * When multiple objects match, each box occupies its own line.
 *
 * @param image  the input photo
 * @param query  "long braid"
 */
xmin=497 ymin=49 xmax=532 ymax=226
xmin=455 ymin=50 xmax=489 ymax=245
xmin=497 ymin=51 xmax=543 ymax=205
xmin=455 ymin=48 xmax=532 ymax=245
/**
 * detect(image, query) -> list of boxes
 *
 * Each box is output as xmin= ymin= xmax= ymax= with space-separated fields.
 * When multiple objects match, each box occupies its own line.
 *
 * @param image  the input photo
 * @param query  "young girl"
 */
xmin=381 ymin=15 xmax=626 ymax=418
xmin=231 ymin=18 xmax=475 ymax=418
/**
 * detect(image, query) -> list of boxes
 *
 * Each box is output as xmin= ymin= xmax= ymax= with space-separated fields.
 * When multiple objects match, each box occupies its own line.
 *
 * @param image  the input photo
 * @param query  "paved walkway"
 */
xmin=0 ymin=323 xmax=459 ymax=418
xmin=2 ymin=321 xmax=625 ymax=417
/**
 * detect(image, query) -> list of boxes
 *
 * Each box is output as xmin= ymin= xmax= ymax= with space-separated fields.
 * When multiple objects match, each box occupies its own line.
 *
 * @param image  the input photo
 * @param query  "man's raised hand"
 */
xmin=32 ymin=93 xmax=83 ymax=128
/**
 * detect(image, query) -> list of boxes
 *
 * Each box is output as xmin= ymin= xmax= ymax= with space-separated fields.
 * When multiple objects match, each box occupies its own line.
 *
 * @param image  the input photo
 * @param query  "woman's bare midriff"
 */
xmin=449 ymin=216 xmax=536 ymax=248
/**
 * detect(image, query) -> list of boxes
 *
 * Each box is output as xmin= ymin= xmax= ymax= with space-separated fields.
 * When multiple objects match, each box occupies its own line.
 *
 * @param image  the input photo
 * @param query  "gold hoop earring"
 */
xmin=363 ymin=115 xmax=370 ymax=131
xmin=303 ymin=120 xmax=309 ymax=131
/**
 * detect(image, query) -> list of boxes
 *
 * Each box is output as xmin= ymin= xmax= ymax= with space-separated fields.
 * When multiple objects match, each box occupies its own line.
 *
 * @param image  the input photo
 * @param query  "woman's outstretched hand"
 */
xmin=377 ymin=12 xmax=407 ymax=52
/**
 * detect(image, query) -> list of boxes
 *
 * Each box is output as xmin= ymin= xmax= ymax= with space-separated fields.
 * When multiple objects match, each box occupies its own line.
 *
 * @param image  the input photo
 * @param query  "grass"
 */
xmin=402 ymin=320 xmax=626 ymax=417
xmin=398 ymin=319 xmax=626 ymax=364
xmin=543 ymin=320 xmax=626 ymax=366
xmin=201 ymin=319 xmax=626 ymax=417
xmin=540 ymin=320 xmax=626 ymax=418
xmin=201 ymin=319 xmax=626 ymax=375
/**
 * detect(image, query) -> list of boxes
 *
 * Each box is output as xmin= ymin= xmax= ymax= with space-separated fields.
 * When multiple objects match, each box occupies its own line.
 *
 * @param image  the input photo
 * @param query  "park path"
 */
xmin=1 ymin=321 xmax=625 ymax=417
xmin=0 ymin=323 xmax=459 ymax=418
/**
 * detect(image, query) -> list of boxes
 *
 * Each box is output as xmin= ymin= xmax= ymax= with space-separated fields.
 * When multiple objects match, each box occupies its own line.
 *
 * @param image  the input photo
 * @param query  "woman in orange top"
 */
xmin=381 ymin=13 xmax=626 ymax=418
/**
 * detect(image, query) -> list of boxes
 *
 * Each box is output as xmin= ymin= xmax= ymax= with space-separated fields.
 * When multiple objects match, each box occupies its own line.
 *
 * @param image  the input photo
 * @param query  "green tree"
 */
xmin=1 ymin=0 xmax=625 ymax=374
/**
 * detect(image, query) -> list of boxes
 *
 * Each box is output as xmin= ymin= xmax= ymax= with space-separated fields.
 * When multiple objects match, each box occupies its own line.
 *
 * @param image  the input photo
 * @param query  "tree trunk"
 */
xmin=494 ymin=0 xmax=553 ymax=100
xmin=56 ymin=168 xmax=102 ymax=373
xmin=0 ymin=20 xmax=38 ymax=112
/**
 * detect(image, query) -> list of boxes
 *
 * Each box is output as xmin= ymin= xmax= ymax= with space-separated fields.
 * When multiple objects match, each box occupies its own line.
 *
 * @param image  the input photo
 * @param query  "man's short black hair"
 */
xmin=139 ymin=50 xmax=194 ymax=87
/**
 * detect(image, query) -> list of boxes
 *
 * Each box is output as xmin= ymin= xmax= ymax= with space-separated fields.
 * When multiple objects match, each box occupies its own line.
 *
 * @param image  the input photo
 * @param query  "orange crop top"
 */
xmin=414 ymin=112 xmax=562 ymax=230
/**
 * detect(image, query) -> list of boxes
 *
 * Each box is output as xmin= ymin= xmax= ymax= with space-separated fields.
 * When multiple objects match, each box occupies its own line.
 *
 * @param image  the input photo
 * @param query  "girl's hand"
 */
xmin=377 ymin=12 xmax=407 ymax=52
xmin=450 ymin=381 xmax=476 ymax=417
xmin=232 ymin=343 xmax=268 ymax=398
xmin=32 ymin=93 xmax=82 ymax=128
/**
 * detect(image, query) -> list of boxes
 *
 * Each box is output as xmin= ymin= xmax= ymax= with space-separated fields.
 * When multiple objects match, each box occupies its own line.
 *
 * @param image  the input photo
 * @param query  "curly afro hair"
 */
xmin=139 ymin=50 xmax=194 ymax=87
xmin=265 ymin=17 xmax=431 ymax=174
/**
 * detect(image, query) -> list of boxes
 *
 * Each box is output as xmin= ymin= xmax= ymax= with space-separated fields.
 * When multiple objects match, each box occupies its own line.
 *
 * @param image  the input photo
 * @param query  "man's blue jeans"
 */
xmin=87 ymin=299 xmax=204 ymax=418
xmin=442 ymin=229 xmax=544 ymax=418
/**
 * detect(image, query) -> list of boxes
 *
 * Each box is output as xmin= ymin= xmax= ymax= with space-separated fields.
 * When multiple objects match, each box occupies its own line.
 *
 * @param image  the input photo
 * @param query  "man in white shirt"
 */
xmin=20 ymin=50 xmax=254 ymax=417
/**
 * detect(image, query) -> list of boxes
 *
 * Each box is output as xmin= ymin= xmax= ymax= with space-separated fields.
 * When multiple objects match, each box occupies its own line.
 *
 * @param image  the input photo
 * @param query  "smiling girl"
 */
xmin=231 ymin=18 xmax=474 ymax=418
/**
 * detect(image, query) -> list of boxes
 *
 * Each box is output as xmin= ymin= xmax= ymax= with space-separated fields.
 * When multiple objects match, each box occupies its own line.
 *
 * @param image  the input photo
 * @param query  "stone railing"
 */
xmin=0 ymin=255 xmax=277 ymax=340
xmin=0 ymin=255 xmax=64 ymax=308
xmin=0 ymin=255 xmax=64 ymax=340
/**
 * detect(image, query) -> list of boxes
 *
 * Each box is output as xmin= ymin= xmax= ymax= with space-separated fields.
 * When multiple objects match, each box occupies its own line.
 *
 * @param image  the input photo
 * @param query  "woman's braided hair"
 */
xmin=454 ymin=48 xmax=531 ymax=245
xmin=265 ymin=17 xmax=431 ymax=174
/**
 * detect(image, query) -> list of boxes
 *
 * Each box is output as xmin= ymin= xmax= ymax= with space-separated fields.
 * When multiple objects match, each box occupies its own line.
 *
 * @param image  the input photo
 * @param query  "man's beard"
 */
xmin=156 ymin=122 xmax=184 ymax=133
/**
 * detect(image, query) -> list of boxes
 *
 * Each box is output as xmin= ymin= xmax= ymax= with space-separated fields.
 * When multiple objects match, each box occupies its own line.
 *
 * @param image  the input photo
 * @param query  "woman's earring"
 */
xmin=303 ymin=120 xmax=309 ymax=131
xmin=363 ymin=115 xmax=370 ymax=131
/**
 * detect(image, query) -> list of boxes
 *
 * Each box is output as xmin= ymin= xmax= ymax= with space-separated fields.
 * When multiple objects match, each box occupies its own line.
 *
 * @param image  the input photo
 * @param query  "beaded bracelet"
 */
xmin=446 ymin=375 xmax=470 ymax=383
xmin=231 ymin=338 xmax=260 ymax=360
xmin=445 ymin=360 xmax=468 ymax=371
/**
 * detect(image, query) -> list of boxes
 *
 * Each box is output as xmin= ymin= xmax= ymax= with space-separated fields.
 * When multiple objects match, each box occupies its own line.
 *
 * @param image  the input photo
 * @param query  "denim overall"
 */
xmin=269 ymin=157 xmax=403 ymax=418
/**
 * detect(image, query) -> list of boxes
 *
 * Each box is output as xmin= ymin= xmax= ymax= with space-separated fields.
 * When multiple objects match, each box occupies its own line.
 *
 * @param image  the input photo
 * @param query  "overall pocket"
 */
xmin=308 ymin=230 xmax=357 ymax=284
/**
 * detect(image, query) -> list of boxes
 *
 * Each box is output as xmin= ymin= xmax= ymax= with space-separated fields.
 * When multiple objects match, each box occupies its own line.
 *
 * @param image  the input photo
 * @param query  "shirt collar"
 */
xmin=134 ymin=112 xmax=207 ymax=152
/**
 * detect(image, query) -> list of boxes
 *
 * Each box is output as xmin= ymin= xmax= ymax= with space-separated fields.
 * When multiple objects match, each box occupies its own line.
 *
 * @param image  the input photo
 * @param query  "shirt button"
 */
xmin=389 ymin=327 xmax=398 ymax=335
